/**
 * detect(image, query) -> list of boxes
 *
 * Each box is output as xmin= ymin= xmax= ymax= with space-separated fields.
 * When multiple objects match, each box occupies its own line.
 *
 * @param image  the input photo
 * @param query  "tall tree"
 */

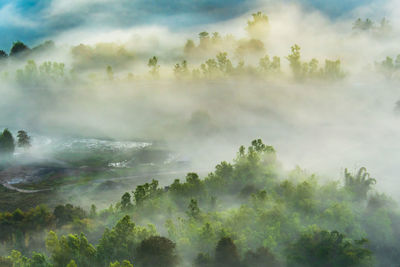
xmin=287 ymin=45 xmax=302 ymax=79
xmin=344 ymin=167 xmax=376 ymax=200
xmin=0 ymin=129 xmax=15 ymax=156
xmin=148 ymin=56 xmax=160 ymax=77
xmin=17 ymin=130 xmax=31 ymax=148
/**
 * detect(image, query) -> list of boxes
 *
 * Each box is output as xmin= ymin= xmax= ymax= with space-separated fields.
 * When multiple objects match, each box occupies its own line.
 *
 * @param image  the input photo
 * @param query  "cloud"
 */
xmin=0 ymin=3 xmax=36 ymax=28
xmin=0 ymin=0 xmax=395 ymax=51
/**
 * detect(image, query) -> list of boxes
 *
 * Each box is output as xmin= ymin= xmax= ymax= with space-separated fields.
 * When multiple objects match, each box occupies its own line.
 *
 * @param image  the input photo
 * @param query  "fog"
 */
xmin=0 ymin=1 xmax=399 ymax=200
xmin=1 ymin=1 xmax=400 ymax=266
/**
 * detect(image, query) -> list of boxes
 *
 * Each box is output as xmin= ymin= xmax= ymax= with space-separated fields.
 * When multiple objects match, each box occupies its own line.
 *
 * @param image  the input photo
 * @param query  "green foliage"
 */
xmin=71 ymin=43 xmax=134 ymax=71
xmin=148 ymin=56 xmax=160 ymax=77
xmin=236 ymin=39 xmax=265 ymax=59
xmin=198 ymin=32 xmax=210 ymax=49
xmin=17 ymin=130 xmax=31 ymax=148
xmin=286 ymin=45 xmax=343 ymax=80
xmin=38 ymin=62 xmax=65 ymax=80
xmin=133 ymin=180 xmax=160 ymax=205
xmin=324 ymin=59 xmax=343 ymax=80
xmin=173 ymin=60 xmax=189 ymax=79
xmin=184 ymin=40 xmax=195 ymax=54
xmin=120 ymin=192 xmax=133 ymax=211
xmin=286 ymin=229 xmax=372 ymax=267
xmin=66 ymin=260 xmax=77 ymax=267
xmin=97 ymin=215 xmax=156 ymax=265
xmin=187 ymin=199 xmax=200 ymax=218
xmin=53 ymin=204 xmax=86 ymax=227
xmin=170 ymin=173 xmax=204 ymax=199
xmin=344 ymin=167 xmax=376 ymax=200
xmin=246 ymin=12 xmax=269 ymax=38
xmin=16 ymin=60 xmax=65 ymax=85
xmin=287 ymin=44 xmax=302 ymax=78
xmin=259 ymin=55 xmax=281 ymax=74
xmin=10 ymin=41 xmax=30 ymax=56
xmin=0 ymin=128 xmax=15 ymax=156
xmin=376 ymin=55 xmax=400 ymax=77
xmin=109 ymin=260 xmax=133 ymax=267
xmin=136 ymin=236 xmax=178 ymax=267
xmin=2 ymin=139 xmax=400 ymax=266
xmin=46 ymin=231 xmax=96 ymax=267
xmin=0 ymin=205 xmax=54 ymax=248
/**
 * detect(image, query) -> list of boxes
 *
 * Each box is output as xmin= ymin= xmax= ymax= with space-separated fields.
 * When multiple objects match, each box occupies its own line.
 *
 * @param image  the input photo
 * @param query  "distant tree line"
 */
xmin=0 ymin=40 xmax=54 ymax=60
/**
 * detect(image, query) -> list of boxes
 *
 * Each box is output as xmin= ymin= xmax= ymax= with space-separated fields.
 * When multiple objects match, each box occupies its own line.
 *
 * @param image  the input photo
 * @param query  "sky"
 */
xmin=0 ymin=0 xmax=385 ymax=51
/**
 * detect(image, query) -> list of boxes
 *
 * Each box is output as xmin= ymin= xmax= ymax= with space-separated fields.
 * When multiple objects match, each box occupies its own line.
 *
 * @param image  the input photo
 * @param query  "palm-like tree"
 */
xmin=344 ymin=167 xmax=376 ymax=200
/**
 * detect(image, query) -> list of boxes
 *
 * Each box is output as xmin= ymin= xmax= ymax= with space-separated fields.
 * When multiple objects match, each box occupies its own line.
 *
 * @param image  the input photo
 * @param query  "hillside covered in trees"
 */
xmin=0 ymin=140 xmax=399 ymax=266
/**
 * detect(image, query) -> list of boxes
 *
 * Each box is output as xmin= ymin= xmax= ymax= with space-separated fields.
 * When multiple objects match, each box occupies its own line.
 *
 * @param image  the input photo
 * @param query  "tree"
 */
xmin=216 ymin=52 xmax=233 ymax=74
xmin=259 ymin=55 xmax=280 ymax=74
xmin=133 ymin=180 xmax=160 ymax=205
xmin=211 ymin=32 xmax=221 ymax=44
xmin=148 ymin=56 xmax=160 ymax=77
xmin=90 ymin=204 xmax=97 ymax=218
xmin=201 ymin=58 xmax=218 ymax=78
xmin=121 ymin=192 xmax=132 ymax=210
xmin=173 ymin=60 xmax=189 ymax=79
xmin=353 ymin=18 xmax=374 ymax=32
xmin=10 ymin=41 xmax=30 ymax=56
xmin=17 ymin=130 xmax=31 ymax=148
xmin=344 ymin=167 xmax=376 ymax=200
xmin=287 ymin=45 xmax=302 ymax=79
xmin=247 ymin=12 xmax=269 ymax=38
xmin=7 ymin=250 xmax=29 ymax=266
xmin=46 ymin=232 xmax=96 ymax=267
xmin=214 ymin=237 xmax=241 ymax=267
xmin=53 ymin=204 xmax=86 ymax=227
xmin=199 ymin=32 xmax=209 ymax=40
xmin=324 ymin=59 xmax=342 ymax=79
xmin=187 ymin=198 xmax=200 ymax=218
xmin=184 ymin=40 xmax=195 ymax=54
xmin=66 ymin=260 xmax=78 ymax=267
xmin=96 ymin=215 xmax=157 ymax=265
xmin=0 ymin=50 xmax=7 ymax=59
xmin=0 ymin=129 xmax=15 ymax=156
xmin=109 ymin=260 xmax=134 ymax=267
xmin=136 ymin=236 xmax=178 ymax=267
xmin=30 ymin=252 xmax=52 ymax=267
xmin=286 ymin=230 xmax=372 ymax=267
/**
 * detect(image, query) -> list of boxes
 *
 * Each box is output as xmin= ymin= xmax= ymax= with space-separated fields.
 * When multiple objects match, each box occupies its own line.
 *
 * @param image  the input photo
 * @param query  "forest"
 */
xmin=0 ymin=138 xmax=398 ymax=267
xmin=1 ymin=1 xmax=400 ymax=266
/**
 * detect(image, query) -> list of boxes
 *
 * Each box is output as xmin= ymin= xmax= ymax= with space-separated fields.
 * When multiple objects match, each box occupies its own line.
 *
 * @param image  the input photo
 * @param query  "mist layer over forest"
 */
xmin=1 ymin=0 xmax=400 ymax=266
